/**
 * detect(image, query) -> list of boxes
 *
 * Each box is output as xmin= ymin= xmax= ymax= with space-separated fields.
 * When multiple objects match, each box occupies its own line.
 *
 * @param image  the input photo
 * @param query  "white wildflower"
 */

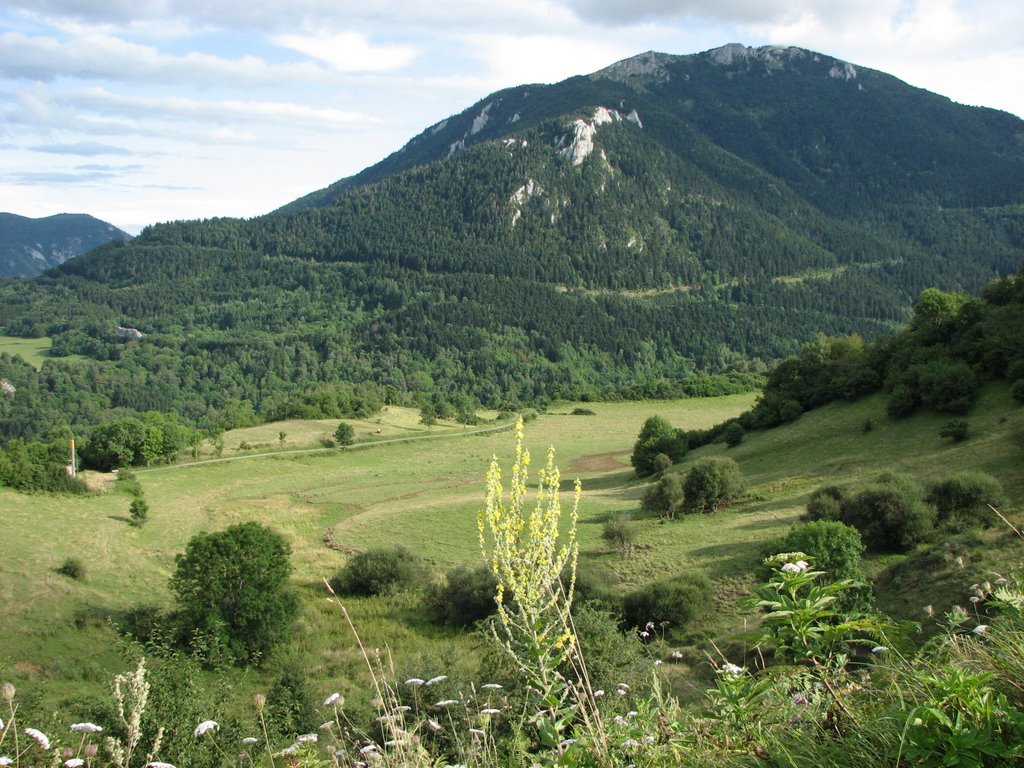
xmin=296 ymin=733 xmax=317 ymax=743
xmin=193 ymin=720 xmax=218 ymax=737
xmin=721 ymin=662 xmax=744 ymax=676
xmin=404 ymin=678 xmax=425 ymax=686
xmin=479 ymin=683 xmax=502 ymax=690
xmin=468 ymin=728 xmax=486 ymax=737
xmin=322 ymin=692 xmax=341 ymax=707
xmin=593 ymin=689 xmax=605 ymax=697
xmin=781 ymin=560 xmax=808 ymax=573
xmin=70 ymin=723 xmax=103 ymax=733
xmin=359 ymin=744 xmax=378 ymax=755
xmin=559 ymin=738 xmax=577 ymax=747
xmin=871 ymin=646 xmax=889 ymax=653
xmin=426 ymin=675 xmax=448 ymax=686
xmin=427 ymin=719 xmax=442 ymax=732
xmin=241 ymin=737 xmax=259 ymax=745
xmin=25 ymin=728 xmax=50 ymax=750
xmin=65 ymin=760 xmax=85 ymax=768
xmin=973 ymin=624 xmax=989 ymax=634
xmin=146 ymin=763 xmax=176 ymax=768
xmin=0 ymin=759 xmax=10 ymax=767
xmin=480 ymin=708 xmax=501 ymax=715
xmin=435 ymin=699 xmax=459 ymax=707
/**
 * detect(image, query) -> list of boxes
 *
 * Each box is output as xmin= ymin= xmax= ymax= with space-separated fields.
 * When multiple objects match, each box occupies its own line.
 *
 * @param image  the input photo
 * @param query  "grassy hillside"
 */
xmin=1 ymin=387 xmax=1021 ymax=721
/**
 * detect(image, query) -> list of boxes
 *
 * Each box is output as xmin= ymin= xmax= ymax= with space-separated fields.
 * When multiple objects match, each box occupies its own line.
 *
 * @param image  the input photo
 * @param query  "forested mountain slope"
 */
xmin=0 ymin=212 xmax=130 ymax=277
xmin=1 ymin=44 xmax=1022 ymax=441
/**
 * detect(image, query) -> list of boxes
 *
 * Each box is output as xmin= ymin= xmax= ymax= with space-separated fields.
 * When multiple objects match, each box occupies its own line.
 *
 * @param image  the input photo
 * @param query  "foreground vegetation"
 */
xmin=1 ymin=409 xmax=1022 ymax=767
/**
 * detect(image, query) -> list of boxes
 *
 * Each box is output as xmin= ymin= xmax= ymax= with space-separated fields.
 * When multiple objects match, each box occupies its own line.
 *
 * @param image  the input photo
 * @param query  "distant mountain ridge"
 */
xmin=1 ymin=43 xmax=1023 ymax=441
xmin=281 ymin=43 xmax=1024 ymax=214
xmin=0 ymin=212 xmax=130 ymax=277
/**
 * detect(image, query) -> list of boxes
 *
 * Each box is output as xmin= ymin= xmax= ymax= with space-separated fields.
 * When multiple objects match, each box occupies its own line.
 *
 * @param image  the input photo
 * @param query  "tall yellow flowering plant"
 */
xmin=478 ymin=417 xmax=582 ymax=751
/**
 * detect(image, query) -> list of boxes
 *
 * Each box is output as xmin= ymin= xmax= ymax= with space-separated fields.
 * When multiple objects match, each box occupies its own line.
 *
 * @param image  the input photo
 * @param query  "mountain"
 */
xmin=0 ymin=213 xmax=131 ymax=278
xmin=1 ymin=44 xmax=1023 ymax=441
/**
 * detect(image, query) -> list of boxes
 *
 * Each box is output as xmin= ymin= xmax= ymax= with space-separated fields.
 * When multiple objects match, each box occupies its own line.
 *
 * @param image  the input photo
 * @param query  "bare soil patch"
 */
xmin=568 ymin=450 xmax=629 ymax=474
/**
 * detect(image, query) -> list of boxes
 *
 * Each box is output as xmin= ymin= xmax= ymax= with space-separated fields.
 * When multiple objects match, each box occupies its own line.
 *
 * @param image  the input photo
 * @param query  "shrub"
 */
xmin=571 ymin=407 xmax=596 ymax=416
xmin=723 ymin=422 xmax=745 ymax=447
xmin=641 ymin=472 xmax=684 ymax=519
xmin=334 ymin=422 xmax=355 ymax=446
xmin=424 ymin=564 xmax=498 ymax=627
xmin=574 ymin=561 xmax=622 ymax=613
xmin=839 ymin=477 xmax=935 ymax=553
xmin=916 ymin=359 xmax=978 ymax=414
xmin=927 ymin=471 xmax=1006 ymax=530
xmin=802 ymin=485 xmax=846 ymax=522
xmin=631 ymin=416 xmax=687 ymax=477
xmin=56 ymin=557 xmax=85 ymax=580
xmin=128 ymin=497 xmax=149 ymax=526
xmin=1013 ymin=378 xmax=1024 ymax=404
xmin=939 ymin=419 xmax=970 ymax=442
xmin=768 ymin=521 xmax=871 ymax=611
xmin=652 ymin=452 xmax=673 ymax=474
xmin=267 ymin=661 xmax=317 ymax=738
xmin=170 ymin=521 xmax=297 ymax=666
xmin=601 ymin=516 xmax=637 ymax=553
xmin=330 ymin=545 xmax=424 ymax=596
xmin=622 ymin=571 xmax=711 ymax=638
xmin=683 ymin=456 xmax=744 ymax=513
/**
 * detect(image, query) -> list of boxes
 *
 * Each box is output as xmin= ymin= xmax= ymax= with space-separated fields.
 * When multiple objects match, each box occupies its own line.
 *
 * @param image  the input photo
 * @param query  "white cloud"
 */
xmin=273 ymin=31 xmax=418 ymax=73
xmin=458 ymin=33 xmax=634 ymax=90
xmin=63 ymin=87 xmax=378 ymax=131
xmin=29 ymin=140 xmax=133 ymax=155
xmin=0 ymin=30 xmax=332 ymax=85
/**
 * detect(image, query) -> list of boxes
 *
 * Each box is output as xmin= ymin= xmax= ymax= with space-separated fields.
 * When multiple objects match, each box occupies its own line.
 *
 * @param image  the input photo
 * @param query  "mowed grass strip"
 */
xmin=0 ymin=334 xmax=87 ymax=368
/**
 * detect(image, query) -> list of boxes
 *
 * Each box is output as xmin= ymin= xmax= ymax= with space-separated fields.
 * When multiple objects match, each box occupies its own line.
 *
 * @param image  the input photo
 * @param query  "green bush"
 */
xmin=330 ymin=545 xmax=424 ymax=596
xmin=601 ymin=515 xmax=637 ymax=553
xmin=423 ymin=564 xmax=498 ymax=627
xmin=768 ymin=521 xmax=871 ymax=611
xmin=1013 ymin=378 xmax=1024 ymax=403
xmin=56 ymin=557 xmax=85 ymax=580
xmin=802 ymin=485 xmax=847 ymax=522
xmin=839 ymin=476 xmax=935 ymax=553
xmin=939 ymin=419 xmax=970 ymax=442
xmin=926 ymin=471 xmax=1006 ymax=530
xmin=622 ymin=571 xmax=711 ymax=638
xmin=573 ymin=561 xmax=623 ymax=613
xmin=683 ymin=456 xmax=744 ymax=513
xmin=641 ymin=472 xmax=684 ymax=519
xmin=652 ymin=452 xmax=673 ymax=474
xmin=571 ymin=407 xmax=596 ymax=416
xmin=723 ymin=422 xmax=745 ymax=447
xmin=631 ymin=416 xmax=687 ymax=477
xmin=128 ymin=497 xmax=149 ymax=526
xmin=170 ymin=521 xmax=297 ymax=666
xmin=334 ymin=422 xmax=355 ymax=446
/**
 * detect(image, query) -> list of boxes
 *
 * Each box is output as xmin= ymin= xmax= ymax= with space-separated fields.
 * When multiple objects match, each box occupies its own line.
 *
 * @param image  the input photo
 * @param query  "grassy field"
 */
xmin=0 ymin=334 xmax=87 ymax=367
xmin=1 ymin=387 xmax=1021 ymax=717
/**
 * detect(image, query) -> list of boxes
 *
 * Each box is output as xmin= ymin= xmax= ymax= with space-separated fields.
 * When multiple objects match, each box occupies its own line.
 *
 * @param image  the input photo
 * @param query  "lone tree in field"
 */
xmin=683 ymin=456 xmax=744 ymax=513
xmin=631 ymin=416 xmax=686 ymax=477
xmin=170 ymin=521 xmax=297 ymax=666
xmin=334 ymin=422 xmax=354 ymax=446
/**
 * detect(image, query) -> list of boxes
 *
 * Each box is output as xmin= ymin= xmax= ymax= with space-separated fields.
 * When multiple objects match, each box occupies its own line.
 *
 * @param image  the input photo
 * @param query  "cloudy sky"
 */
xmin=1 ymin=0 xmax=1021 ymax=234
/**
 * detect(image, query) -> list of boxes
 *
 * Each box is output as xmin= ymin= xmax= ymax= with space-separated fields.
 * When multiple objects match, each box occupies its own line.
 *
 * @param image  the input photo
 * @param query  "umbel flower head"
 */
xmin=193 ymin=720 xmax=218 ymax=737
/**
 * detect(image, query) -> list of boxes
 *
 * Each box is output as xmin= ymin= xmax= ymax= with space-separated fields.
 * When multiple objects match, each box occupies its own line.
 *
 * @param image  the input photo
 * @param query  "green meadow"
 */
xmin=1 ymin=387 xmax=1021 ymax=715
xmin=0 ymin=334 xmax=87 ymax=367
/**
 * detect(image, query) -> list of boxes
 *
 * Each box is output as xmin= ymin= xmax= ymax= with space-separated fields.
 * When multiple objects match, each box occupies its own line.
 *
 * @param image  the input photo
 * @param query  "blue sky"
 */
xmin=1 ymin=0 xmax=1021 ymax=234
